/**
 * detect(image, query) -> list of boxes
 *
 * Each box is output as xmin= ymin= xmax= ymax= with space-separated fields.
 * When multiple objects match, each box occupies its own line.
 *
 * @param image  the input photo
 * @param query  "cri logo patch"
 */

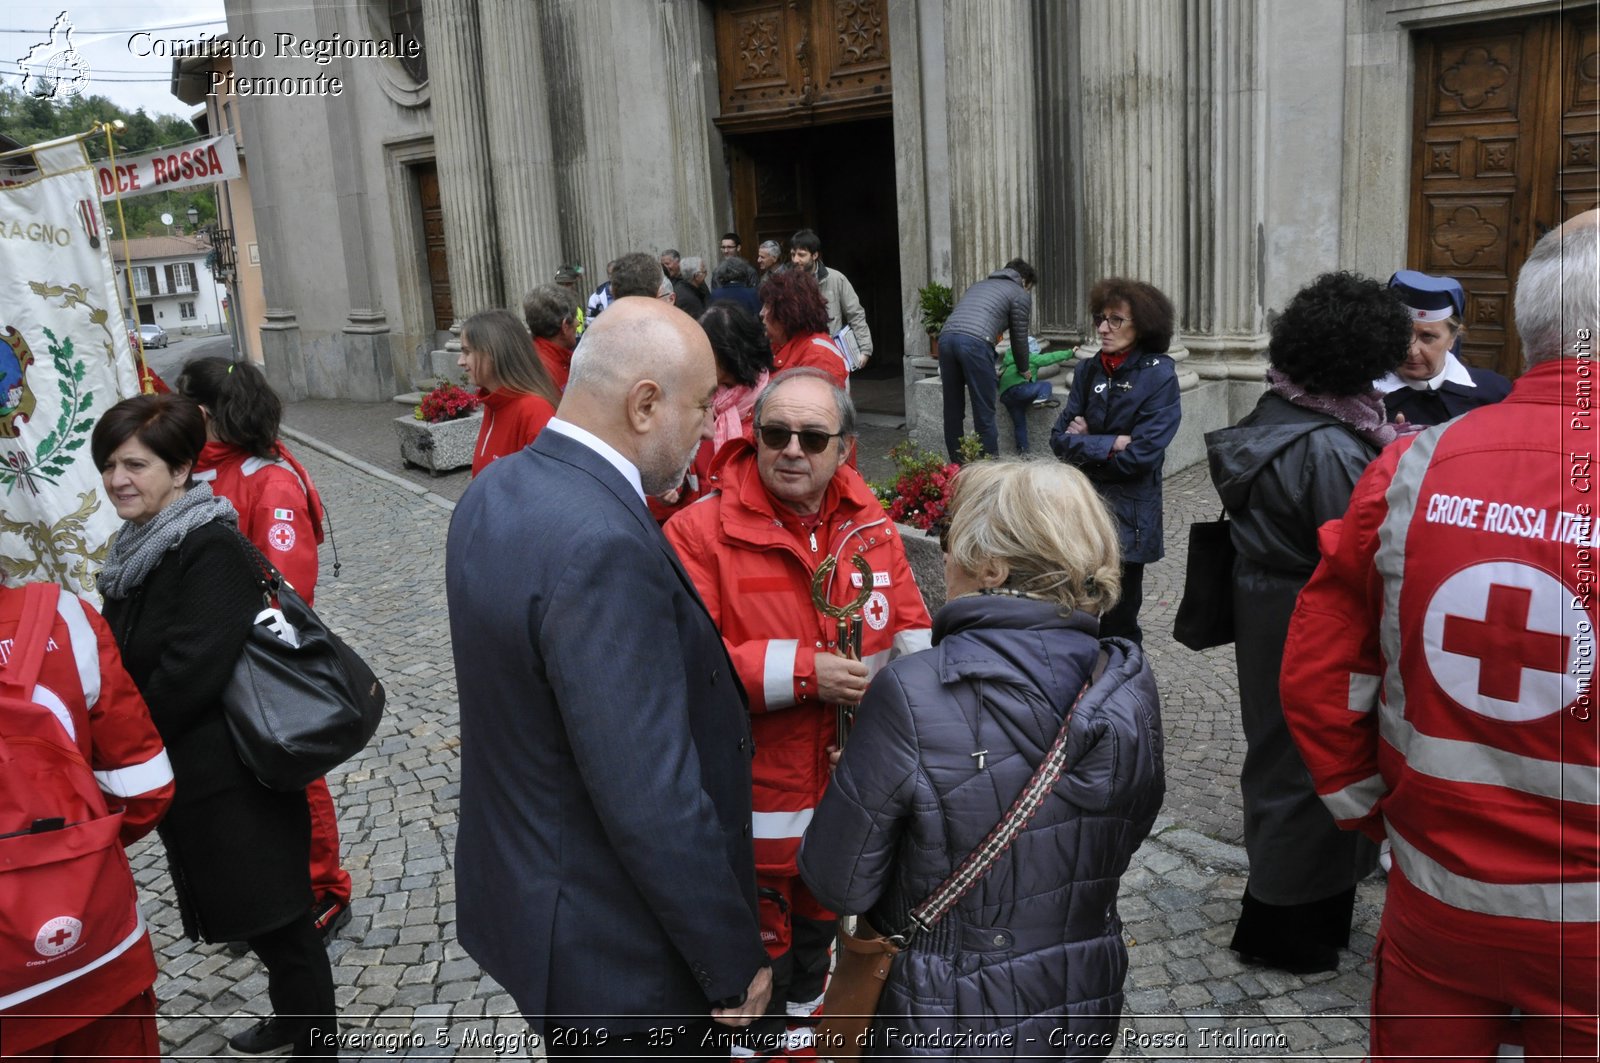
xmin=268 ymin=522 xmax=296 ymax=552
xmin=1422 ymin=560 xmax=1590 ymax=721
xmin=34 ymin=916 xmax=83 ymax=957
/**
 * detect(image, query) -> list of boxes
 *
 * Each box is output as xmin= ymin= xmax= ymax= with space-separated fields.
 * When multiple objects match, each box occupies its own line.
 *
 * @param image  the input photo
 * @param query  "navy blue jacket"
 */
xmin=798 ymin=596 xmax=1164 ymax=1058
xmin=447 ymin=429 xmax=766 ymax=1032
xmin=1050 ymin=351 xmax=1182 ymax=564
xmin=1382 ymin=365 xmax=1512 ymax=426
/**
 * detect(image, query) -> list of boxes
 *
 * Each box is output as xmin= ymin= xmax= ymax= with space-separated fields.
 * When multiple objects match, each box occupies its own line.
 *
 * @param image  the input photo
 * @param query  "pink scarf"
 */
xmin=1265 ymin=368 xmax=1403 ymax=448
xmin=712 ymin=371 xmax=768 ymax=452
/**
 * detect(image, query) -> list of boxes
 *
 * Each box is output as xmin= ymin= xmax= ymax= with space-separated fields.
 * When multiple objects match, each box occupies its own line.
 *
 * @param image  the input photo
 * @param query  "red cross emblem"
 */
xmin=864 ymin=590 xmax=890 ymax=631
xmin=267 ymin=521 xmax=296 ymax=552
xmin=1423 ymin=561 xmax=1590 ymax=722
xmin=34 ymin=916 xmax=82 ymax=957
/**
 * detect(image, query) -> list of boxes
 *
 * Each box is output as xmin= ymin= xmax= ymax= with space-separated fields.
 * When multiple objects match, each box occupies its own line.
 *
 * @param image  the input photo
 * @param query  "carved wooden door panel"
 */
xmin=1410 ymin=11 xmax=1599 ymax=378
xmin=713 ymin=0 xmax=891 ymax=133
xmin=729 ymin=132 xmax=812 ymax=260
xmin=416 ymin=161 xmax=453 ymax=332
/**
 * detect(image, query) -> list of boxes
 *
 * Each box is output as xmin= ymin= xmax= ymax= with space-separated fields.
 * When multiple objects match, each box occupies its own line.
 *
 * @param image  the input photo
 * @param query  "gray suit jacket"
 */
xmin=447 ymin=429 xmax=765 ymax=1032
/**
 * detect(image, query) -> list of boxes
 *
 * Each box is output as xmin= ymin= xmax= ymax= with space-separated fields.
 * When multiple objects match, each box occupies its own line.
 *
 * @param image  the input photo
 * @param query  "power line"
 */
xmin=0 ymin=18 xmax=226 ymax=35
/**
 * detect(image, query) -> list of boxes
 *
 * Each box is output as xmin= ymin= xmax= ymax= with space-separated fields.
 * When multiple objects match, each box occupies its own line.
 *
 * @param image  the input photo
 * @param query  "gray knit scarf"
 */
xmin=1265 ymin=368 xmax=1397 ymax=448
xmin=97 ymin=483 xmax=238 ymax=601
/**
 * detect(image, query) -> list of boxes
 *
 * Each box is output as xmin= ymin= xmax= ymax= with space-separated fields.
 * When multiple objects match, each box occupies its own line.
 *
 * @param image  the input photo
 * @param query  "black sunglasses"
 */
xmin=755 ymin=424 xmax=844 ymax=455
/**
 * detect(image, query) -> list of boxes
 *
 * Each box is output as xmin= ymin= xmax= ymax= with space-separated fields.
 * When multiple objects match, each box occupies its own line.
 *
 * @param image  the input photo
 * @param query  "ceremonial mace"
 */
xmin=811 ymin=553 xmax=875 ymax=747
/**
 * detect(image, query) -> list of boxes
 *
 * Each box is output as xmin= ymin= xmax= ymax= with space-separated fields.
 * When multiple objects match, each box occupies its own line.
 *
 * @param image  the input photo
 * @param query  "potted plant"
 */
xmin=393 ymin=380 xmax=483 ymax=475
xmin=872 ymin=437 xmax=986 ymax=614
xmin=918 ymin=281 xmax=954 ymax=359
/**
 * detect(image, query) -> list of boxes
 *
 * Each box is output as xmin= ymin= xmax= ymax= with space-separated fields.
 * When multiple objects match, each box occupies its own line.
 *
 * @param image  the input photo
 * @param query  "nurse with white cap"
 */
xmin=1376 ymin=269 xmax=1512 ymax=425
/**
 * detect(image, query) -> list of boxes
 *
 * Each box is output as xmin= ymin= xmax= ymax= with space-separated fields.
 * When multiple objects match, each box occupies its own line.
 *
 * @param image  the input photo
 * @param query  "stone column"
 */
xmin=422 ymin=0 xmax=502 ymax=324
xmin=1185 ymin=0 xmax=1269 ymax=378
xmin=942 ymin=0 xmax=1037 ymax=295
xmin=479 ymin=0 xmax=562 ymax=303
xmin=1076 ymin=0 xmax=1191 ymax=375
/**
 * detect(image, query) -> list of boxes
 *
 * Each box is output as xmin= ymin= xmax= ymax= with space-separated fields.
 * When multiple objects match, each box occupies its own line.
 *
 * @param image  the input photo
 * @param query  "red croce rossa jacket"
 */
xmin=193 ymin=440 xmax=326 ymax=605
xmin=665 ymin=439 xmax=932 ymax=876
xmin=1282 ymin=356 xmax=1598 ymax=955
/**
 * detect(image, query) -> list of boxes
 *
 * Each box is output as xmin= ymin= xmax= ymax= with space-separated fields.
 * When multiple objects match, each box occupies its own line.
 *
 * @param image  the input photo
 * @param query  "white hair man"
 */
xmin=1281 ymin=211 xmax=1600 ymax=1060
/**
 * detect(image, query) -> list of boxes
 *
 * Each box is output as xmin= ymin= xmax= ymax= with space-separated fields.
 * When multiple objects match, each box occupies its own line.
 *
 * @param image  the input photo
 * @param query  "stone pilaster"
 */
xmin=422 ymin=0 xmax=502 ymax=323
xmin=260 ymin=309 xmax=307 ymax=401
xmin=943 ymin=0 xmax=1037 ymax=296
xmin=478 ymin=0 xmax=562 ymax=302
xmin=342 ymin=309 xmax=397 ymax=402
xmin=1185 ymin=0 xmax=1269 ymax=373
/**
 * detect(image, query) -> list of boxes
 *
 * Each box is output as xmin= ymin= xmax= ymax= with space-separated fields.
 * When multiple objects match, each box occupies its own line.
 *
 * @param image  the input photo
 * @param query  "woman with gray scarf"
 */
xmin=94 ymin=394 xmax=336 ymax=1058
xmin=1204 ymin=272 xmax=1412 ymax=975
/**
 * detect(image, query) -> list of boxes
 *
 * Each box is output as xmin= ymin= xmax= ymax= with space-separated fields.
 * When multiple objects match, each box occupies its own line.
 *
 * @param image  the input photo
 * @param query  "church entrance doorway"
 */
xmin=712 ymin=0 xmax=903 ymax=413
xmin=1408 ymin=8 xmax=1598 ymax=378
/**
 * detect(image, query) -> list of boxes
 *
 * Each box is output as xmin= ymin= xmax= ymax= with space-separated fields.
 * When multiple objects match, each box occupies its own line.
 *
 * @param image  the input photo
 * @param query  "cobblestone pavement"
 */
xmin=131 ymin=426 xmax=1386 ymax=1060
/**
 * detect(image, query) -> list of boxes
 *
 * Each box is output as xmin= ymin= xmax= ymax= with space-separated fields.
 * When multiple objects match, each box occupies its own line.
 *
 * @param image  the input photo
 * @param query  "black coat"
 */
xmin=447 ymin=429 xmax=766 ymax=1033
xmin=1050 ymin=351 xmax=1182 ymax=563
xmin=1204 ymin=392 xmax=1380 ymax=902
xmin=799 ymin=596 xmax=1165 ymax=1059
xmin=102 ymin=518 xmax=313 ymax=942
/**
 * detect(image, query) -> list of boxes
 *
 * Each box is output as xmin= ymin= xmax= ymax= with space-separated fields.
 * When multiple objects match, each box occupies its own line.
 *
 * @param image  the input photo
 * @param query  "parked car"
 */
xmin=138 ymin=323 xmax=169 ymax=349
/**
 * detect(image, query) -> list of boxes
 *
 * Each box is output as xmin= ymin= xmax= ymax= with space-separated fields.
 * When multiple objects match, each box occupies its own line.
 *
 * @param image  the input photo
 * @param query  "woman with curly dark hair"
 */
xmin=1204 ymin=271 xmax=1411 ymax=974
xmin=758 ymin=268 xmax=849 ymax=389
xmin=1050 ymin=277 xmax=1182 ymax=643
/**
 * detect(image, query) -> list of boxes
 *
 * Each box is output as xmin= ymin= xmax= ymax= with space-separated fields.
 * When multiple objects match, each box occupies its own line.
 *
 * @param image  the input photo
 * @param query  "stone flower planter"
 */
xmin=895 ymin=520 xmax=947 ymax=616
xmin=393 ymin=411 xmax=482 ymax=475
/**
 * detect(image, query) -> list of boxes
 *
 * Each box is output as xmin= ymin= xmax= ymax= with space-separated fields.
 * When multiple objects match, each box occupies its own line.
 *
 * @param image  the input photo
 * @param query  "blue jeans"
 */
xmin=938 ymin=332 xmax=1000 ymax=459
xmin=999 ymin=380 xmax=1053 ymax=452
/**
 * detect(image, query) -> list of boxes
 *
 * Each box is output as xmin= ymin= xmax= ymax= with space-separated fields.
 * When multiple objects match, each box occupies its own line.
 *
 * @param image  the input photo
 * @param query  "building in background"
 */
xmin=172 ymin=52 xmax=264 ymax=364
xmin=202 ymin=0 xmax=1597 ymax=460
xmin=113 ymin=235 xmax=230 ymax=337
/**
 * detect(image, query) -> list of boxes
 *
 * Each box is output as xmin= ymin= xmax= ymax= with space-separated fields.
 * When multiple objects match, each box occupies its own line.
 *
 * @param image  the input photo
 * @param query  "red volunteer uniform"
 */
xmin=194 ymin=440 xmax=325 ymax=605
xmin=535 ymin=336 xmax=573 ymax=393
xmin=772 ymin=333 xmax=849 ymax=391
xmin=664 ymin=439 xmax=932 ymax=904
xmin=1282 ymin=357 xmax=1599 ymax=1060
xmin=472 ymin=388 xmax=556 ymax=477
xmin=193 ymin=440 xmax=353 ymax=912
xmin=0 ymin=587 xmax=174 ymax=1058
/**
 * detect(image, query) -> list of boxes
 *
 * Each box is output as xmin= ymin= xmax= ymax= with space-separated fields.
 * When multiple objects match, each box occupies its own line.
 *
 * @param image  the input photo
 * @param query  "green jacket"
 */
xmin=998 ymin=345 xmax=1077 ymax=395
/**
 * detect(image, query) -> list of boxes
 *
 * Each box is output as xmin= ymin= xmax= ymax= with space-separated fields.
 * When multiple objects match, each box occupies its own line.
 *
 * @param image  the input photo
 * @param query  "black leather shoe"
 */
xmin=228 ymin=1017 xmax=298 ymax=1056
xmin=224 ymin=940 xmax=250 ymax=957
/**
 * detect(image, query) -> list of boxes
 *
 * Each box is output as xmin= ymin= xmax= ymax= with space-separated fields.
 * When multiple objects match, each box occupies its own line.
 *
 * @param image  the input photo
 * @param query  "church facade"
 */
xmin=220 ymin=0 xmax=1597 ymax=463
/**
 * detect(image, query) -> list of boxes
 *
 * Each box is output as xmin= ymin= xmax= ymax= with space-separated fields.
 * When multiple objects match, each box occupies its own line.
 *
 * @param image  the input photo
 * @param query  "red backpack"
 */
xmin=0 ymin=584 xmax=144 ymax=1012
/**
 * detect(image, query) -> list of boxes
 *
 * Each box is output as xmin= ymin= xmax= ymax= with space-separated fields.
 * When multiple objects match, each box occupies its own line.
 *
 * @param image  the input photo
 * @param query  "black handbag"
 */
xmin=222 ymin=533 xmax=385 ymax=791
xmin=1172 ymin=512 xmax=1237 ymax=651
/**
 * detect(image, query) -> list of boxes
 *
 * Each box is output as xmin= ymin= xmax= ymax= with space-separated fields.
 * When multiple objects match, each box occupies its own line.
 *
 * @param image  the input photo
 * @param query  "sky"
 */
xmin=4 ymin=2 xmax=230 ymax=120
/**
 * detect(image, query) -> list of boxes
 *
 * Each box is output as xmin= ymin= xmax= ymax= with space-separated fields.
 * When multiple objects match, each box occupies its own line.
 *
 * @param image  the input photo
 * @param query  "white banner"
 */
xmin=0 ymin=140 xmax=142 ymax=596
xmin=92 ymin=133 xmax=240 ymax=201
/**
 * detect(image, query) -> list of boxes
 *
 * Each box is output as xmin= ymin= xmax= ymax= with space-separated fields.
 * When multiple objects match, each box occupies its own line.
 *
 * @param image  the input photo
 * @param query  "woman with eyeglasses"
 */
xmin=1205 ymin=271 xmax=1410 ymax=974
xmin=757 ymin=268 xmax=850 ymax=390
xmin=798 ymin=459 xmax=1164 ymax=1058
xmin=1049 ymin=278 xmax=1182 ymax=643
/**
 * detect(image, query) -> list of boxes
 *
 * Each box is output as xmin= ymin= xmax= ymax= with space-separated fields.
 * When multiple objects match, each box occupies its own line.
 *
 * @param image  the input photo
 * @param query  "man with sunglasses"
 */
xmin=665 ymin=368 xmax=933 ymax=1056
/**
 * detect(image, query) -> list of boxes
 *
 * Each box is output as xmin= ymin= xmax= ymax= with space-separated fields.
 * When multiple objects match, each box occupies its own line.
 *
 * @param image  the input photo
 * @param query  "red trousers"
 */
xmin=306 ymin=776 xmax=350 ymax=903
xmin=17 ymin=987 xmax=159 ymax=1062
xmin=1371 ymin=887 xmax=1599 ymax=1061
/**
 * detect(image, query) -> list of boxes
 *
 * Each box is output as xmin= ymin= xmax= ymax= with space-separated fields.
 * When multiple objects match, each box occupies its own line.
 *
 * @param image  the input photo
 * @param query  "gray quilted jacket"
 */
xmin=799 ymin=595 xmax=1165 ymax=1060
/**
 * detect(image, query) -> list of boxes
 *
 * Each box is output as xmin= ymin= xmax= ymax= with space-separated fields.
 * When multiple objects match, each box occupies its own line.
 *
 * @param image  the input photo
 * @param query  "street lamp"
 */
xmin=190 ymin=206 xmax=240 ymax=357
